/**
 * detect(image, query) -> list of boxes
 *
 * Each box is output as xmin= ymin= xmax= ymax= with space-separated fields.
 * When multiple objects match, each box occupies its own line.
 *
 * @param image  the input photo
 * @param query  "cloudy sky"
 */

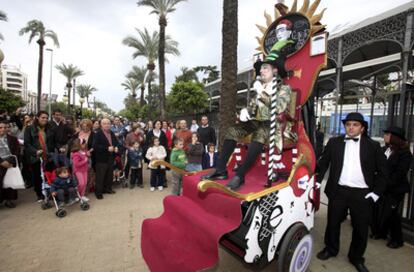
xmin=0 ymin=0 xmax=411 ymax=111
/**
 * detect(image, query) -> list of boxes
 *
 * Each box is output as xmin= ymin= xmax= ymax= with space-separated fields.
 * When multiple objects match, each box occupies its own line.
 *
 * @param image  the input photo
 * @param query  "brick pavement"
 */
xmin=0 ymin=169 xmax=413 ymax=272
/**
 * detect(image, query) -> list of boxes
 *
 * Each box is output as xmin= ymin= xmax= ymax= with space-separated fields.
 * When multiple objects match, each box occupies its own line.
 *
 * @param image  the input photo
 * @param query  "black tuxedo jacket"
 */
xmin=382 ymin=146 xmax=412 ymax=199
xmin=316 ymin=135 xmax=388 ymax=199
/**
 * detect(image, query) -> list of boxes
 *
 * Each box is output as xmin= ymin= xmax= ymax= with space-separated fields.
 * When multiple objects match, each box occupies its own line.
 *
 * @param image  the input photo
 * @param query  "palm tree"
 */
xmin=122 ymin=28 xmax=179 ymax=109
xmin=137 ymin=0 xmax=187 ymax=119
xmin=55 ymin=63 xmax=84 ymax=111
xmin=175 ymin=67 xmax=199 ymax=82
xmin=121 ymin=78 xmax=140 ymax=99
xmin=19 ymin=20 xmax=59 ymax=112
xmin=194 ymin=65 xmax=220 ymax=84
xmin=219 ymin=0 xmax=238 ymax=147
xmin=0 ymin=10 xmax=8 ymax=41
xmin=76 ymin=84 xmax=97 ymax=108
xmin=126 ymin=66 xmax=147 ymax=106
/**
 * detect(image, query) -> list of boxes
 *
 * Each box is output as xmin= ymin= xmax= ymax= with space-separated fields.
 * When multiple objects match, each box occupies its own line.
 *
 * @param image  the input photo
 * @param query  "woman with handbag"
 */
xmin=0 ymin=119 xmax=20 ymax=208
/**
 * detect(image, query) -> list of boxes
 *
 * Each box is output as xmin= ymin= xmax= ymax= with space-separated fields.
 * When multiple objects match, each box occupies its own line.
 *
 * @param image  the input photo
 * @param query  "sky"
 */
xmin=0 ymin=0 xmax=411 ymax=112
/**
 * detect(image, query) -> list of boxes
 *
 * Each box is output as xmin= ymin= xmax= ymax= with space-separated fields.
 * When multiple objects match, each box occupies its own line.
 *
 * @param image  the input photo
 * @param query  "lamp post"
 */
xmin=46 ymin=48 xmax=53 ymax=118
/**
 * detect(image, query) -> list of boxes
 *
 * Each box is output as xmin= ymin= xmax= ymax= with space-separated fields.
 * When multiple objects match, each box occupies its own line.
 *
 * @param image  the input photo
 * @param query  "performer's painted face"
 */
xmin=260 ymin=64 xmax=278 ymax=82
xmin=276 ymin=23 xmax=292 ymax=41
xmin=345 ymin=121 xmax=364 ymax=137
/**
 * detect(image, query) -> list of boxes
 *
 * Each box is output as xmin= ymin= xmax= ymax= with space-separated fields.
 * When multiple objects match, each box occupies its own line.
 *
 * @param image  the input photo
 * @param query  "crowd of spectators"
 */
xmin=0 ymin=108 xmax=218 ymax=207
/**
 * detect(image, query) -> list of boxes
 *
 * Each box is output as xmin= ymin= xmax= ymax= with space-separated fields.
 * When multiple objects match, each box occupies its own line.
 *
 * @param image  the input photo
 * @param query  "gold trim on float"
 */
xmin=149 ymin=160 xmax=212 ymax=176
xmin=197 ymin=154 xmax=312 ymax=202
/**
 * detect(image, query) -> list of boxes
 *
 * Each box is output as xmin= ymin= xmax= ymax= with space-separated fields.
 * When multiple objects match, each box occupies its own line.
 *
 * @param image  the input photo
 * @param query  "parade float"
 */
xmin=141 ymin=0 xmax=327 ymax=271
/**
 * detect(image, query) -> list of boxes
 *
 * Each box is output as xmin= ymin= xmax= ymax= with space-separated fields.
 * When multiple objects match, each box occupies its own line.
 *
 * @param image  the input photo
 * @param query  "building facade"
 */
xmin=0 ymin=64 xmax=38 ymax=113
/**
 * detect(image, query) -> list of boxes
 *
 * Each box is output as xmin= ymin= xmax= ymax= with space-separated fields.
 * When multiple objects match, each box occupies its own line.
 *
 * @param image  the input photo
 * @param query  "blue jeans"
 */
xmin=185 ymin=163 xmax=202 ymax=172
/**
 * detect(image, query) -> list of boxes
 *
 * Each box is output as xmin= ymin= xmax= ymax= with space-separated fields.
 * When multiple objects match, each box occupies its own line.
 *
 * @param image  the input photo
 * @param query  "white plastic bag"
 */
xmin=2 ymin=156 xmax=25 ymax=190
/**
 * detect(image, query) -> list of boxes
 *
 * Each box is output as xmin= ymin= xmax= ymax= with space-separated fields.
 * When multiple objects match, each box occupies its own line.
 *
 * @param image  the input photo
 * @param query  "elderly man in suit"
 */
xmin=315 ymin=112 xmax=387 ymax=272
xmin=93 ymin=118 xmax=120 ymax=199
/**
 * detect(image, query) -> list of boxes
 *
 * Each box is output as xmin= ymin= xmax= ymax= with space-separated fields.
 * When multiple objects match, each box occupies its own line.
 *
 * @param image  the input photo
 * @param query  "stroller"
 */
xmin=39 ymin=157 xmax=90 ymax=218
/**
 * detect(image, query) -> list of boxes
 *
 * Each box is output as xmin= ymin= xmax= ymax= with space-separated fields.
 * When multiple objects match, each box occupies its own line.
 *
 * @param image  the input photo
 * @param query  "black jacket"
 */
xmin=145 ymin=130 xmax=168 ymax=151
xmin=316 ymin=135 xmax=388 ymax=198
xmin=197 ymin=125 xmax=216 ymax=147
xmin=24 ymin=124 xmax=55 ymax=164
xmin=92 ymin=129 xmax=120 ymax=163
xmin=49 ymin=120 xmax=75 ymax=149
xmin=382 ymin=146 xmax=412 ymax=199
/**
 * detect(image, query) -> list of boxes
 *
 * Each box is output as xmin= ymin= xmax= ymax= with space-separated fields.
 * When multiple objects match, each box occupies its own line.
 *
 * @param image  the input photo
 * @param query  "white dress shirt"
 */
xmin=384 ymin=147 xmax=392 ymax=159
xmin=338 ymin=134 xmax=368 ymax=188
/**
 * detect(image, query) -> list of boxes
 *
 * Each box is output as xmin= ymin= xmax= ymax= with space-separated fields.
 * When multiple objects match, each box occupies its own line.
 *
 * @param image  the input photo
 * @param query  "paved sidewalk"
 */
xmin=0 ymin=170 xmax=413 ymax=272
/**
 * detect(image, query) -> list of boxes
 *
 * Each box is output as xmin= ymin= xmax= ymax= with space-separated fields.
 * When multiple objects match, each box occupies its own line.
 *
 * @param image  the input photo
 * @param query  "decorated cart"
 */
xmin=141 ymin=1 xmax=328 ymax=271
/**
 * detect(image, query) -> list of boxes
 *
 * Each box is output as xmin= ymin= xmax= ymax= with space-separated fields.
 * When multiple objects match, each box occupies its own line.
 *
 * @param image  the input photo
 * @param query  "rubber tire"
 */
xmin=56 ymin=209 xmax=67 ymax=218
xmin=277 ymin=224 xmax=312 ymax=272
xmin=81 ymin=202 xmax=90 ymax=211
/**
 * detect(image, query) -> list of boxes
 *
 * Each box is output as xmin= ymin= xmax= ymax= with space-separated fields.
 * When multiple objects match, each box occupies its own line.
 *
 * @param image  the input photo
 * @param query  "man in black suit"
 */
xmin=315 ymin=112 xmax=387 ymax=272
xmin=93 ymin=118 xmax=120 ymax=199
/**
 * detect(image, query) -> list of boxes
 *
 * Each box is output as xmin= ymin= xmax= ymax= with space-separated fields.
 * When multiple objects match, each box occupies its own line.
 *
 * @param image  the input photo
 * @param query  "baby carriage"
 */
xmin=39 ymin=157 xmax=90 ymax=218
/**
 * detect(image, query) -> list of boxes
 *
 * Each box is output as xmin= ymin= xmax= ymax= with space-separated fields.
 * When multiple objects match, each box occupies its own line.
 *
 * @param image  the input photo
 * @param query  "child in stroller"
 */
xmin=51 ymin=166 xmax=78 ymax=207
xmin=40 ymin=159 xmax=89 ymax=217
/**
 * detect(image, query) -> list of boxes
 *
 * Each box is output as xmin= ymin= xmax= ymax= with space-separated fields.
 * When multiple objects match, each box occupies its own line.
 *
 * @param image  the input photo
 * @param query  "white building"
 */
xmin=26 ymin=91 xmax=38 ymax=114
xmin=0 ymin=64 xmax=39 ymax=113
xmin=0 ymin=64 xmax=28 ymax=99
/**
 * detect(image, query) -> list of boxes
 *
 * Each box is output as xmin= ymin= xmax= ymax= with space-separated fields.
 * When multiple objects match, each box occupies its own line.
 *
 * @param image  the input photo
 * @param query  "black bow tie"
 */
xmin=345 ymin=137 xmax=359 ymax=142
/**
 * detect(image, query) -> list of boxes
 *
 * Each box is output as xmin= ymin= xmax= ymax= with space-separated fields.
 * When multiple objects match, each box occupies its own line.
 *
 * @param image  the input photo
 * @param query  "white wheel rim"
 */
xmin=289 ymin=233 xmax=313 ymax=272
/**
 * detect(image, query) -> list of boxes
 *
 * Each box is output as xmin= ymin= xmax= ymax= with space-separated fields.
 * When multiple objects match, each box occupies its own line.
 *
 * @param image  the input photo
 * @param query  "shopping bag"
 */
xmin=2 ymin=156 xmax=25 ymax=189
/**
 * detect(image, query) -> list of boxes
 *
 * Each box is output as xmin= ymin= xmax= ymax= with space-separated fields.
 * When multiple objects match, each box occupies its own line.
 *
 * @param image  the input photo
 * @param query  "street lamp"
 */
xmin=46 ymin=48 xmax=53 ymax=118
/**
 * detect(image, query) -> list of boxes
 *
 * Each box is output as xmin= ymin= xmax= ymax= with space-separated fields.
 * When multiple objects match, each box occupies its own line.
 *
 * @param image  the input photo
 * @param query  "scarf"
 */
xmin=38 ymin=127 xmax=48 ymax=160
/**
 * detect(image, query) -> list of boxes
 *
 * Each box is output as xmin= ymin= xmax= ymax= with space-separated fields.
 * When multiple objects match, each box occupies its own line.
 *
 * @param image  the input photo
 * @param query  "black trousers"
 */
xmin=130 ymin=168 xmax=143 ymax=185
xmin=95 ymin=157 xmax=114 ymax=196
xmin=124 ymin=161 xmax=130 ymax=179
xmin=379 ymin=197 xmax=404 ymax=244
xmin=30 ymin=161 xmax=43 ymax=199
xmin=325 ymin=186 xmax=372 ymax=264
xmin=150 ymin=168 xmax=165 ymax=188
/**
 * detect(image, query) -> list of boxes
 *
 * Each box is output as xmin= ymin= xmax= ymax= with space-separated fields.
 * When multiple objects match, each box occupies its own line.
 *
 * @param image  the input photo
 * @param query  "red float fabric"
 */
xmin=141 ymin=171 xmax=242 ymax=272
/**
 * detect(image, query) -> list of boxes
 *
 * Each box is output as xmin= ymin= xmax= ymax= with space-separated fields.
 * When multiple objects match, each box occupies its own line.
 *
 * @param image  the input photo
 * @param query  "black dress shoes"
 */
xmin=225 ymin=176 xmax=244 ymax=191
xmin=387 ymin=241 xmax=403 ymax=249
xmin=316 ymin=248 xmax=335 ymax=260
xmin=350 ymin=262 xmax=369 ymax=272
xmin=106 ymin=190 xmax=116 ymax=194
xmin=96 ymin=195 xmax=103 ymax=200
xmin=200 ymin=170 xmax=228 ymax=181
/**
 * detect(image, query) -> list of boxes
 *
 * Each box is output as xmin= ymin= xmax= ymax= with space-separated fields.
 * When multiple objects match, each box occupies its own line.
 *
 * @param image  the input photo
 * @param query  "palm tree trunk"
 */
xmin=158 ymin=16 xmax=167 ymax=120
xmin=37 ymin=39 xmax=45 ymax=113
xmin=140 ymin=86 xmax=145 ymax=107
xmin=219 ymin=0 xmax=238 ymax=149
xmin=86 ymin=96 xmax=90 ymax=108
xmin=67 ymin=82 xmax=72 ymax=113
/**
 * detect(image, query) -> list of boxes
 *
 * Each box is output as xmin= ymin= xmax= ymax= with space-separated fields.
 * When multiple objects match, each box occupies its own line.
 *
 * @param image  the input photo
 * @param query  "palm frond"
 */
xmin=45 ymin=30 xmax=60 ymax=47
xmin=55 ymin=63 xmax=84 ymax=82
xmin=0 ymin=10 xmax=8 ymax=22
